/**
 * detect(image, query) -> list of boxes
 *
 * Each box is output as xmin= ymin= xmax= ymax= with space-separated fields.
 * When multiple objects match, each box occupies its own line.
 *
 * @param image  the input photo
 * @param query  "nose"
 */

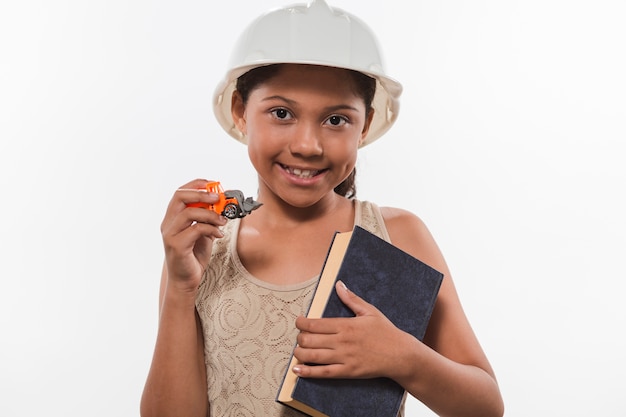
xmin=288 ymin=123 xmax=323 ymax=157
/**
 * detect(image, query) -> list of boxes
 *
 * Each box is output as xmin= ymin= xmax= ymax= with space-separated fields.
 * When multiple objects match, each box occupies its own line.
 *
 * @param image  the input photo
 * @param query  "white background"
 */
xmin=1 ymin=1 xmax=625 ymax=416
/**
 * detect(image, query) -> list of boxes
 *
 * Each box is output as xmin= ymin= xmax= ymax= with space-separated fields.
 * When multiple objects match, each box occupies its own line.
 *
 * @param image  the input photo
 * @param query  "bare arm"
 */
xmin=380 ymin=207 xmax=503 ymax=416
xmin=293 ymin=208 xmax=504 ymax=417
xmin=140 ymin=264 xmax=208 ymax=417
xmin=140 ymin=180 xmax=228 ymax=417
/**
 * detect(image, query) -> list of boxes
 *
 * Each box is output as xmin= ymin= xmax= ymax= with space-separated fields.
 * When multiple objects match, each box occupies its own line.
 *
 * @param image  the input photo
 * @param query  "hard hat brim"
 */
xmin=213 ymin=62 xmax=402 ymax=148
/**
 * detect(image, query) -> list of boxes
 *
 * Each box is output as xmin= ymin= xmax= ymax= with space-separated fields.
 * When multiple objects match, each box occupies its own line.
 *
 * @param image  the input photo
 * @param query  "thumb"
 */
xmin=335 ymin=280 xmax=376 ymax=317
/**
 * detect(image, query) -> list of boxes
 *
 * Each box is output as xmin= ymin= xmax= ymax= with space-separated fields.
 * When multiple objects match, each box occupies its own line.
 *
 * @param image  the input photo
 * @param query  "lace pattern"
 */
xmin=196 ymin=200 xmax=401 ymax=416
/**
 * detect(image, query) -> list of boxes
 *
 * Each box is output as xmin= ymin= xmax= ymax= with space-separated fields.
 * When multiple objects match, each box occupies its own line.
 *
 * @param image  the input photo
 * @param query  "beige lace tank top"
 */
xmin=196 ymin=200 xmax=405 ymax=416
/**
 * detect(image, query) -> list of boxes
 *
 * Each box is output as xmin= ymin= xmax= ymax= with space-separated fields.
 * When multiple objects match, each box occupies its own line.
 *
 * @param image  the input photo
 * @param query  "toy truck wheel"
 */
xmin=223 ymin=203 xmax=239 ymax=219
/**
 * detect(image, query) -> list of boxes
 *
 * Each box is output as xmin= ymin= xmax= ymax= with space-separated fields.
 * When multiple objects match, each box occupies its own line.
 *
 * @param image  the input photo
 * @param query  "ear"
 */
xmin=359 ymin=108 xmax=375 ymax=146
xmin=231 ymin=90 xmax=247 ymax=135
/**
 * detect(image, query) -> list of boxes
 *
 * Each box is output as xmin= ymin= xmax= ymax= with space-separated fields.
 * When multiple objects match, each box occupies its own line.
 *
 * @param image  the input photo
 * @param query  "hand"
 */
xmin=293 ymin=281 xmax=412 ymax=380
xmin=160 ymin=179 xmax=228 ymax=293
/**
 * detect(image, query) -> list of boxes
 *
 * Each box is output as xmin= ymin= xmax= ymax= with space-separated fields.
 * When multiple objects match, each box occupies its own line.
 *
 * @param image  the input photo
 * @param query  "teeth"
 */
xmin=290 ymin=167 xmax=317 ymax=178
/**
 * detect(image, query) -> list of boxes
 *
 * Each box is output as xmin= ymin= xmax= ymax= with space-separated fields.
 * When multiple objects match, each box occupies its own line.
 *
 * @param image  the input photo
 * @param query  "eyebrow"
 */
xmin=260 ymin=95 xmax=360 ymax=113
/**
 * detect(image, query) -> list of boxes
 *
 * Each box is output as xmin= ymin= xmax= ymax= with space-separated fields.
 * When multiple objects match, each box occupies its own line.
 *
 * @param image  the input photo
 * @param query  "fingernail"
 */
xmin=338 ymin=280 xmax=348 ymax=291
xmin=292 ymin=366 xmax=302 ymax=375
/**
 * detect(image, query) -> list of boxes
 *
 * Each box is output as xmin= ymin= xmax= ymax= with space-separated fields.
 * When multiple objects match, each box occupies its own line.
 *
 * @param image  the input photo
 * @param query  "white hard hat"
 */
xmin=213 ymin=0 xmax=403 ymax=147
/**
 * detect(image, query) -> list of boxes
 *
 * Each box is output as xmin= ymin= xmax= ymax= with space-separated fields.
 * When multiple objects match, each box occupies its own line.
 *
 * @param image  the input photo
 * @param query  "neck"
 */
xmin=244 ymin=187 xmax=355 ymax=233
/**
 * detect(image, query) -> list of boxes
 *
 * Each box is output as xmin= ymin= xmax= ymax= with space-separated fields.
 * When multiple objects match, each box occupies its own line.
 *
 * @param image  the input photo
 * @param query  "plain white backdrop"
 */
xmin=1 ymin=0 xmax=625 ymax=415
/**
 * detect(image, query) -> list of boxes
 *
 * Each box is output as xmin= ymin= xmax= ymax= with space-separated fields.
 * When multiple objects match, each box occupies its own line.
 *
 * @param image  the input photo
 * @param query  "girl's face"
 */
xmin=232 ymin=64 xmax=373 ymax=209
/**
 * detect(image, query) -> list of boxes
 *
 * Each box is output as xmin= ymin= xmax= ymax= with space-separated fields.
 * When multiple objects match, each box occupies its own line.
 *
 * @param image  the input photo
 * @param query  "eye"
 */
xmin=325 ymin=115 xmax=348 ymax=127
xmin=270 ymin=108 xmax=293 ymax=120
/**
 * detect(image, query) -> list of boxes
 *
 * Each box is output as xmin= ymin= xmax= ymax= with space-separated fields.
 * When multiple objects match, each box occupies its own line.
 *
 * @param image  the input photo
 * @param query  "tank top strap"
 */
xmin=354 ymin=200 xmax=391 ymax=243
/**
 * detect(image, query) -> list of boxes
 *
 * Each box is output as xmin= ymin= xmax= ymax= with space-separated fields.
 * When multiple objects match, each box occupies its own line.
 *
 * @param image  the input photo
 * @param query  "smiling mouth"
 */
xmin=281 ymin=164 xmax=324 ymax=179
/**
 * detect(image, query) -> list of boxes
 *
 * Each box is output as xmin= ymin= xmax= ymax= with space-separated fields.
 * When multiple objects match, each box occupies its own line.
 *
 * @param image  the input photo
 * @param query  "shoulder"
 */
xmin=381 ymin=206 xmax=498 ymax=382
xmin=379 ymin=206 xmax=426 ymax=231
xmin=379 ymin=206 xmax=448 ymax=277
xmin=379 ymin=206 xmax=432 ymax=248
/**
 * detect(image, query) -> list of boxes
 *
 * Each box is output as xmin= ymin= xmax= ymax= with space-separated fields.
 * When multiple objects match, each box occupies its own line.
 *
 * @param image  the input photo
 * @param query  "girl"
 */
xmin=141 ymin=1 xmax=504 ymax=416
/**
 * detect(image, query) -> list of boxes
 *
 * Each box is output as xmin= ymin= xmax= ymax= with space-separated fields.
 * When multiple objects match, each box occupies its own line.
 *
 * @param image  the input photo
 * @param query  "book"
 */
xmin=276 ymin=225 xmax=444 ymax=417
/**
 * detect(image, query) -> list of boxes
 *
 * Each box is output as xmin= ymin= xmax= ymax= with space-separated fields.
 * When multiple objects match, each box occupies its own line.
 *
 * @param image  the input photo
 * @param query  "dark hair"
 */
xmin=235 ymin=64 xmax=376 ymax=199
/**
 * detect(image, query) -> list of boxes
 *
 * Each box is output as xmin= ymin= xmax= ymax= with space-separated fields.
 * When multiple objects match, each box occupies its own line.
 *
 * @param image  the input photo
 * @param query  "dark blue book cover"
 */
xmin=277 ymin=225 xmax=444 ymax=417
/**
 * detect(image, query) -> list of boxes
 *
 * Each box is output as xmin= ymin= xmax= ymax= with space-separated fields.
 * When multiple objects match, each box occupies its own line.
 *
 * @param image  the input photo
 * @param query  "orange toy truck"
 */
xmin=187 ymin=181 xmax=262 ymax=219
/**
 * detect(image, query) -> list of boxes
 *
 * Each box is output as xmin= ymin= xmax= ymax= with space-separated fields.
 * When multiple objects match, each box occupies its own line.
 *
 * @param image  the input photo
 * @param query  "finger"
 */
xmin=162 ymin=184 xmax=227 ymax=230
xmin=178 ymin=221 xmax=225 ymax=242
xmin=162 ymin=206 xmax=226 ymax=239
xmin=295 ymin=316 xmax=341 ymax=334
xmin=163 ymin=179 xmax=215 ymax=212
xmin=161 ymin=211 xmax=224 ymax=261
xmin=162 ymin=226 xmax=221 ymax=279
xmin=295 ymin=325 xmax=339 ymax=350
xmin=293 ymin=343 xmax=338 ymax=364
xmin=292 ymin=363 xmax=345 ymax=379
xmin=191 ymin=233 xmax=214 ymax=269
xmin=174 ymin=188 xmax=219 ymax=210
xmin=335 ymin=280 xmax=376 ymax=317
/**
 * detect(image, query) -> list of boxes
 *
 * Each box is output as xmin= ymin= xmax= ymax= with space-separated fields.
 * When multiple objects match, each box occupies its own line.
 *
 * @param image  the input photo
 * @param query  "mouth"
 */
xmin=280 ymin=164 xmax=325 ymax=179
